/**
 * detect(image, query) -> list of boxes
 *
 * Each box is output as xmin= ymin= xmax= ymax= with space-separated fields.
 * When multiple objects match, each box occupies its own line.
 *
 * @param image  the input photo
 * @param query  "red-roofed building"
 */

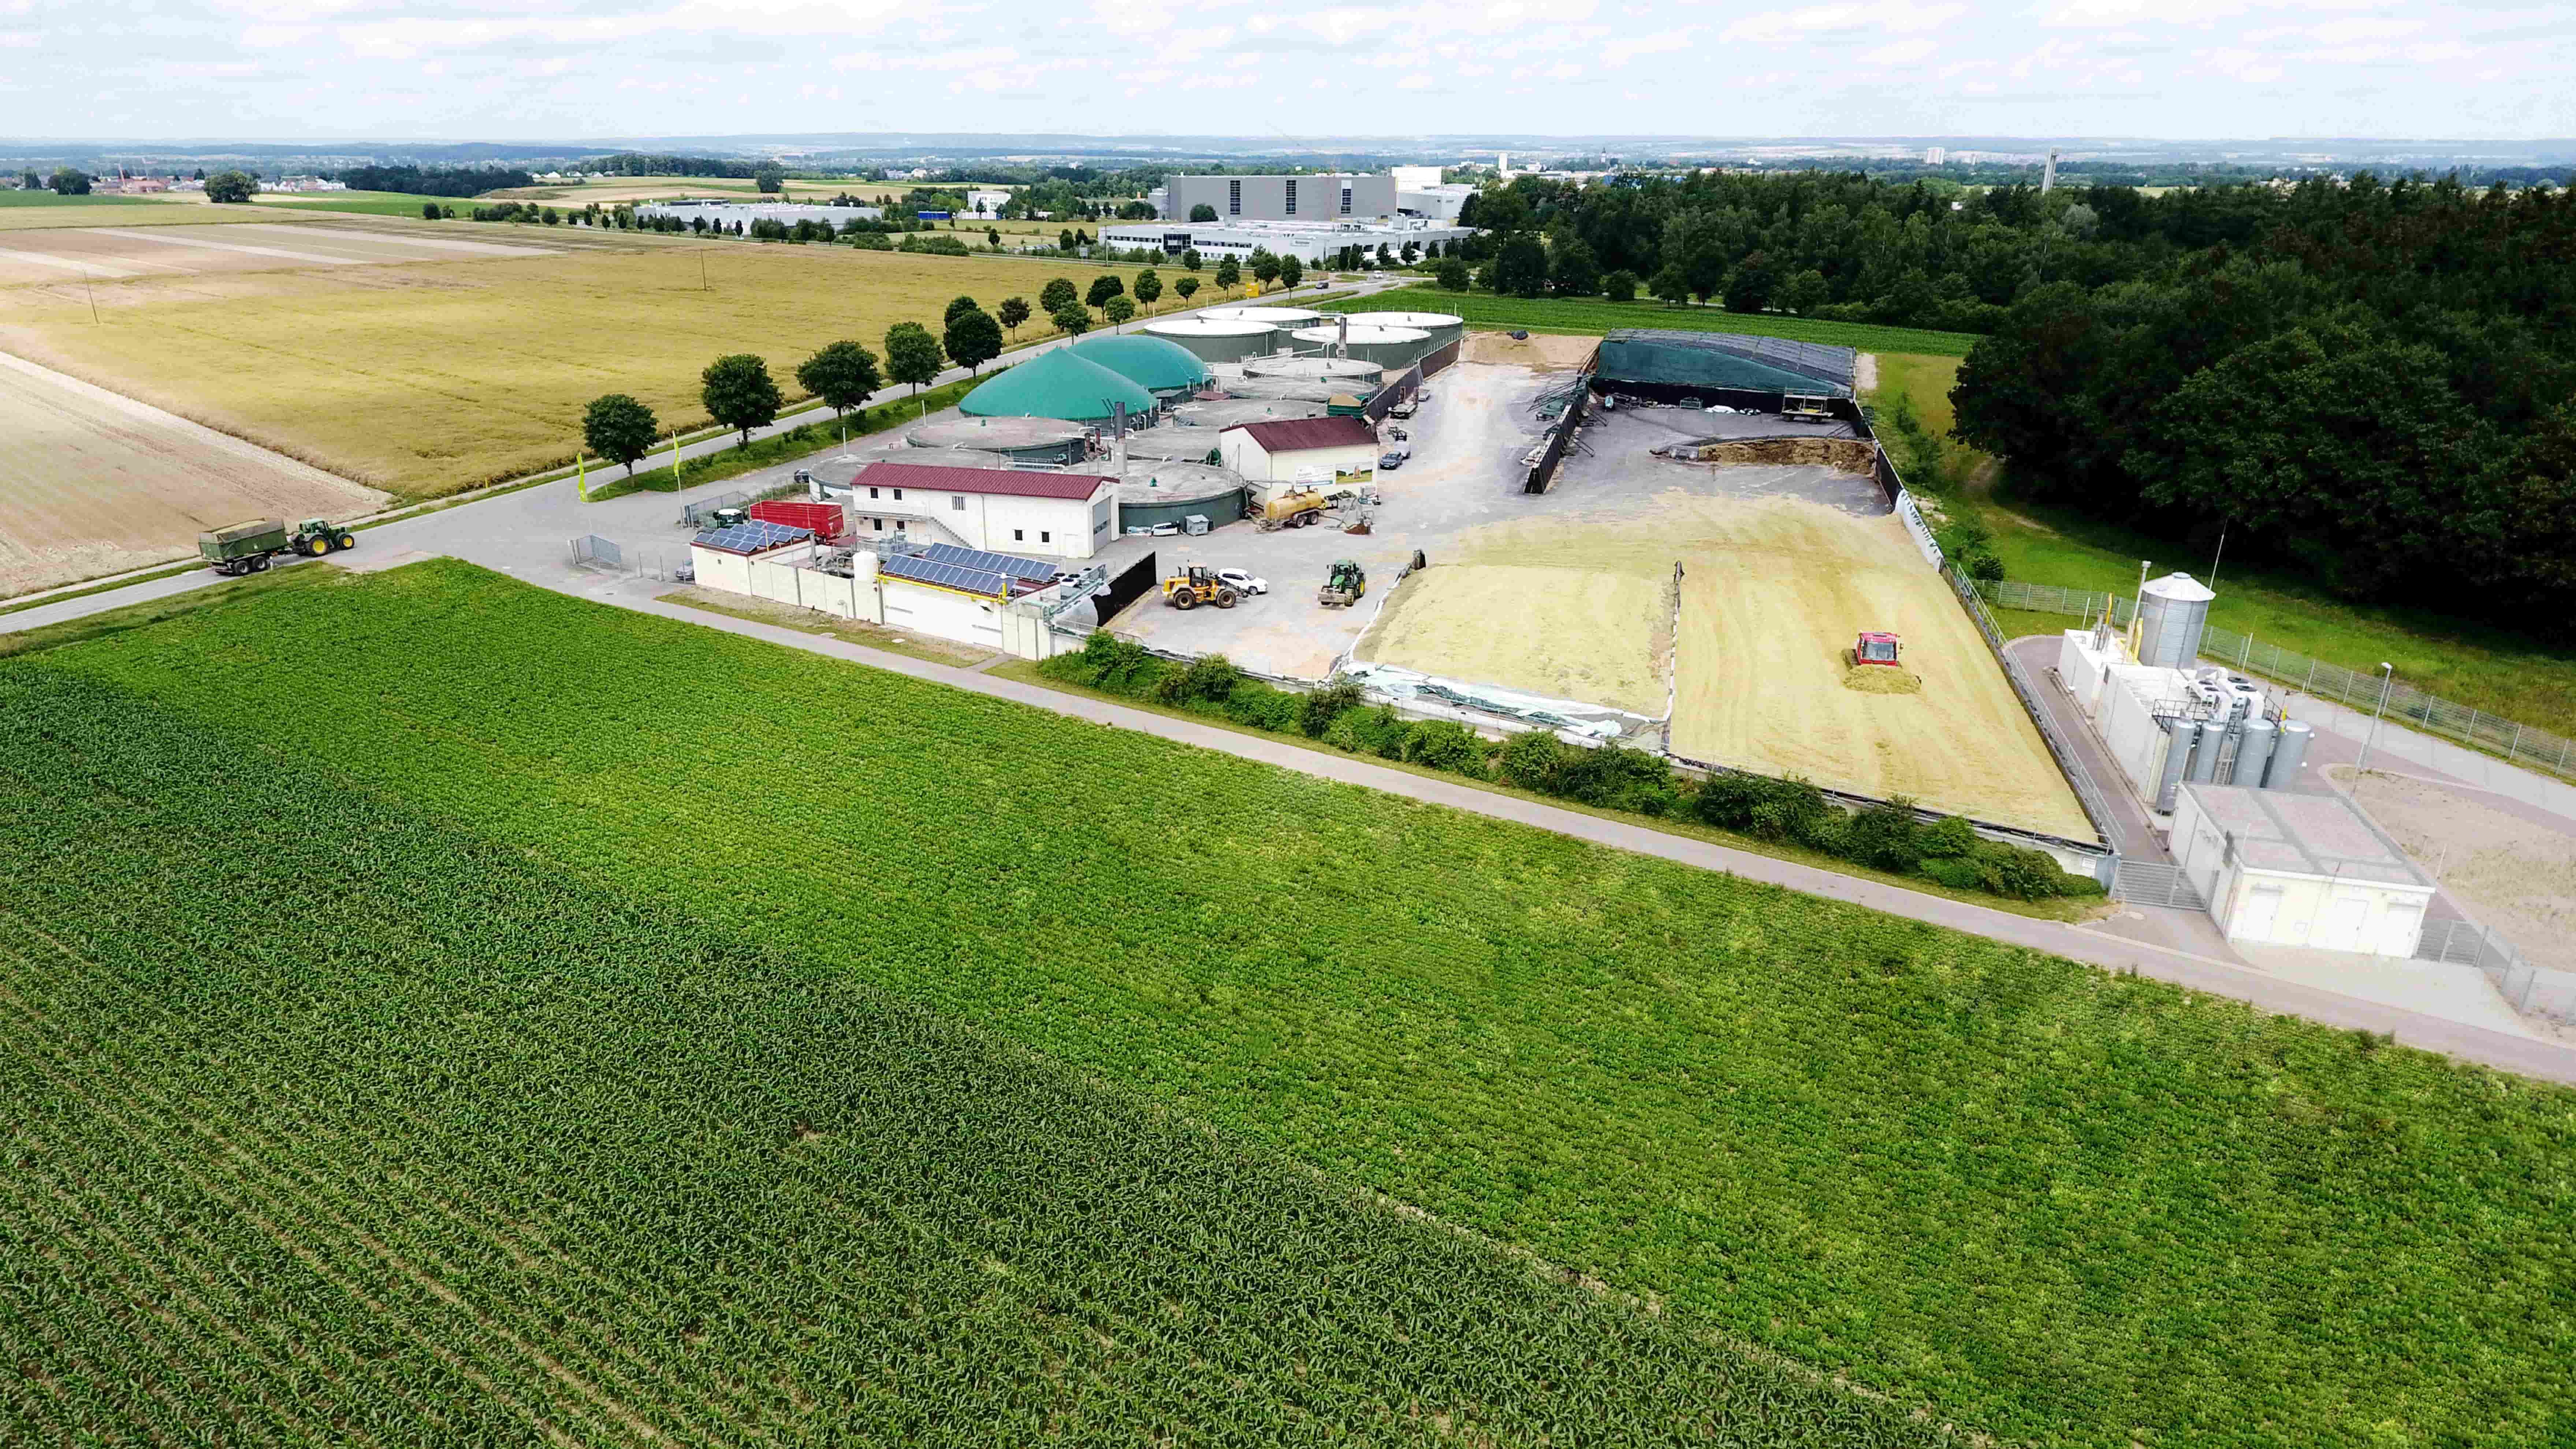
xmin=1217 ymin=415 xmax=1381 ymax=483
xmin=843 ymin=461 xmax=1121 ymax=559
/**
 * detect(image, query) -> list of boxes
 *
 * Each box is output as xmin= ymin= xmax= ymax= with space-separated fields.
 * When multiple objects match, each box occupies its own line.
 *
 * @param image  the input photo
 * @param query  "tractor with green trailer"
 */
xmin=198 ymin=517 xmax=358 ymax=576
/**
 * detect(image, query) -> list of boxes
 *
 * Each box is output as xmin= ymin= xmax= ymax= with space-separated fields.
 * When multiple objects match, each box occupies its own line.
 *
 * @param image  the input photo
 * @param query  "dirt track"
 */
xmin=2335 ymin=767 xmax=2576 ymax=973
xmin=0 ymin=351 xmax=385 ymax=596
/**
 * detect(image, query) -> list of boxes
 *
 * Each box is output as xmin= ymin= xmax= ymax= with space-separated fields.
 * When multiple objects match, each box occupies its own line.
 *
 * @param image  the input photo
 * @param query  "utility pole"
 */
xmin=2356 ymin=663 xmax=2395 ymax=772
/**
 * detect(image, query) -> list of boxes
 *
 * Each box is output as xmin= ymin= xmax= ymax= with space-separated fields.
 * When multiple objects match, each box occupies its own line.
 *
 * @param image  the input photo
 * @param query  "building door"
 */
xmin=2313 ymin=892 xmax=2373 ymax=952
xmin=2236 ymin=884 xmax=2283 ymax=941
xmin=2375 ymin=902 xmax=2424 ymax=959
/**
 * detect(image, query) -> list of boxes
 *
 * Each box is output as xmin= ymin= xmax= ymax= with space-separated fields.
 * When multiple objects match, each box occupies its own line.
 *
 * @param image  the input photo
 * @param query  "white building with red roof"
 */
xmin=842 ymin=460 xmax=1121 ymax=559
xmin=1216 ymin=416 xmax=1381 ymax=484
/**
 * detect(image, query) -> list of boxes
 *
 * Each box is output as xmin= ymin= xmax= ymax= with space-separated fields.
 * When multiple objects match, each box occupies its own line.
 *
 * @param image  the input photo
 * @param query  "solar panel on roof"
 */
xmin=880 ymin=552 xmax=1018 ymax=598
xmin=691 ymin=520 xmax=814 ymax=553
xmin=916 ymin=542 xmax=1057 ymax=582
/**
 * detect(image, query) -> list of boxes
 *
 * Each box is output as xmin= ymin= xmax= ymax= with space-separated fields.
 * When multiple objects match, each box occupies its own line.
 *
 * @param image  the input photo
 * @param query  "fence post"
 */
xmin=2240 ymin=634 xmax=2252 ymax=668
xmin=2303 ymin=658 xmax=2317 ymax=695
xmin=2507 ymin=723 xmax=2521 ymax=762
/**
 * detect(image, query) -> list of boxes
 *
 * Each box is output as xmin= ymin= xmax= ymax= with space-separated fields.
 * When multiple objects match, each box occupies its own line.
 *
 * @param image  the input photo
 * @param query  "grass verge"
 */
xmin=36 ymin=558 xmax=2576 ymax=1449
xmin=1326 ymin=284 xmax=1983 ymax=356
xmin=984 ymin=657 xmax=2101 ymax=923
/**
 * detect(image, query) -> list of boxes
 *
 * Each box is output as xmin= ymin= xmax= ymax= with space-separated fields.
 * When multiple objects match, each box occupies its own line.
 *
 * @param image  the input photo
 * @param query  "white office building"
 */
xmin=2170 ymin=784 xmax=2435 ymax=957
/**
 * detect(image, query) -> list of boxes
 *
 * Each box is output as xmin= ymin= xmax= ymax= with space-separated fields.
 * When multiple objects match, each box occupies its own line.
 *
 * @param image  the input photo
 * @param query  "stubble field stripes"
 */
xmin=82 ymin=227 xmax=366 ymax=266
xmin=231 ymin=223 xmax=561 ymax=258
xmin=0 ymin=247 xmax=154 ymax=279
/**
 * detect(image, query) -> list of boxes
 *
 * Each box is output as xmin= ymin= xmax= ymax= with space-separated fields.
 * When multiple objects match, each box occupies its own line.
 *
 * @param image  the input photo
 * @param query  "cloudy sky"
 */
xmin=9 ymin=0 xmax=2571 ymax=142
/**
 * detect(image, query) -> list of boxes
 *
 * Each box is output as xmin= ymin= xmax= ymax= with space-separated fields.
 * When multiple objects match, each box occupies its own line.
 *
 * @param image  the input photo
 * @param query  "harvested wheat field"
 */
xmin=1359 ymin=563 xmax=1671 ymax=714
xmin=1670 ymin=497 xmax=2091 ymax=838
xmin=2335 ymin=767 xmax=2576 ymax=973
xmin=0 ymin=241 xmax=1106 ymax=497
xmin=0 ymin=351 xmax=387 ymax=595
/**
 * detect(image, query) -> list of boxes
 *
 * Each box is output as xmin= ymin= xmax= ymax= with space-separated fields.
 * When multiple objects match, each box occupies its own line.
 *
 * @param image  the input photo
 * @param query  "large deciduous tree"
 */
xmin=1039 ymin=276 xmax=1079 ymax=317
xmin=943 ymin=307 xmax=1004 ymax=372
xmin=795 ymin=340 xmax=883 ymax=420
xmin=700 ymin=354 xmax=783 ymax=447
xmin=883 ymin=322 xmax=945 ymax=395
xmin=997 ymin=296 xmax=1031 ymax=336
xmin=581 ymin=394 xmax=659 ymax=476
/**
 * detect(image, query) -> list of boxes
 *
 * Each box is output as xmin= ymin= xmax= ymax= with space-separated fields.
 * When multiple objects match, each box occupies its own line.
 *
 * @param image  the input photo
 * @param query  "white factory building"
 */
xmin=1098 ymin=217 xmax=1472 ymax=266
xmin=2170 ymin=784 xmax=2434 ymax=957
xmin=839 ymin=461 xmax=1120 ymax=559
xmin=637 ymin=200 xmax=882 ymax=228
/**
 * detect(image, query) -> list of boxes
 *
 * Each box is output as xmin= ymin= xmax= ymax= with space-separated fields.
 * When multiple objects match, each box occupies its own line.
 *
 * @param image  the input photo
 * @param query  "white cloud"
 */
xmin=1723 ymin=1 xmax=1963 ymax=45
xmin=1861 ymin=38 xmax=1938 ymax=64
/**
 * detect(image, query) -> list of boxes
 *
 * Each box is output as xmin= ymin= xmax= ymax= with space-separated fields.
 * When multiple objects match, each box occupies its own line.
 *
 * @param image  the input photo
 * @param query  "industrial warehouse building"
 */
xmin=2170 ymin=785 xmax=2435 ymax=957
xmin=842 ymin=461 xmax=1119 ymax=558
xmin=1161 ymin=174 xmax=1396 ymax=222
xmin=1218 ymin=416 xmax=1380 ymax=483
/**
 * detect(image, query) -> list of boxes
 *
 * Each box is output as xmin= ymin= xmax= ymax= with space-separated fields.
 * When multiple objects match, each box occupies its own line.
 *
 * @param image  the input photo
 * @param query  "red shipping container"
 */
xmin=749 ymin=499 xmax=846 ymax=542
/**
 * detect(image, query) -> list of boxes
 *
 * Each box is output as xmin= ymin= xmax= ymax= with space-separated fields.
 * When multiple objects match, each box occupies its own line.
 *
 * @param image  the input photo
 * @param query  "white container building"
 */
xmin=2171 ymin=784 xmax=2434 ymax=956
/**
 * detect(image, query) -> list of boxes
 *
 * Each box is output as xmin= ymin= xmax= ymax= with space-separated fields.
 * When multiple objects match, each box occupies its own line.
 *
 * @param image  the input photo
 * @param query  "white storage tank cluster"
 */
xmin=1291 ymin=323 xmax=1431 ymax=370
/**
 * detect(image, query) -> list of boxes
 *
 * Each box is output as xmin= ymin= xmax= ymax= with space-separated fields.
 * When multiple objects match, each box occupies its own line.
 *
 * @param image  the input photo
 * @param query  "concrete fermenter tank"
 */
xmin=1291 ymin=324 xmax=1432 ymax=371
xmin=1142 ymin=316 xmax=1280 ymax=366
xmin=908 ymin=416 xmax=1091 ymax=466
xmin=1242 ymin=354 xmax=1383 ymax=387
xmin=2136 ymin=571 xmax=2216 ymax=669
xmin=1199 ymin=305 xmax=1326 ymax=331
xmin=1347 ymin=310 xmax=1465 ymax=354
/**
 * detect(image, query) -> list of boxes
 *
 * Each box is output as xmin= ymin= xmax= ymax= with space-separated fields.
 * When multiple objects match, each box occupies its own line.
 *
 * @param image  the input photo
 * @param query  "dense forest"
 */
xmin=1474 ymin=171 xmax=2576 ymax=627
xmin=334 ymin=164 xmax=534 ymax=196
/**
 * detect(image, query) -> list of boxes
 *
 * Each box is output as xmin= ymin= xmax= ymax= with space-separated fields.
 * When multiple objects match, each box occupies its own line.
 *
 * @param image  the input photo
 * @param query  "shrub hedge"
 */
xmin=1042 ymin=632 xmax=2102 ymax=902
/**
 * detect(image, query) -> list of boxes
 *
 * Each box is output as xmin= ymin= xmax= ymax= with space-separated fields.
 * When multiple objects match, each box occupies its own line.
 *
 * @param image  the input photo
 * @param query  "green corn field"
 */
xmin=6 ymin=559 xmax=2573 ymax=1446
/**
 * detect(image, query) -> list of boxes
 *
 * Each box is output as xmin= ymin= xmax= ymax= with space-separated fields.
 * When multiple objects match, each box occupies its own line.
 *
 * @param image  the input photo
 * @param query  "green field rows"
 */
xmin=0 ymin=668 xmax=1917 ymax=1445
xmin=1326 ymin=284 xmax=1983 ymax=356
xmin=18 ymin=560 xmax=2575 ymax=1446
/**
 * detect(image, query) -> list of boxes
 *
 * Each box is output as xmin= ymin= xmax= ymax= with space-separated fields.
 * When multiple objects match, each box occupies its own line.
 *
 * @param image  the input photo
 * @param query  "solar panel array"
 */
xmin=879 ymin=552 xmax=1020 ymax=599
xmin=691 ymin=520 xmax=814 ymax=553
xmin=916 ymin=542 xmax=1057 ymax=583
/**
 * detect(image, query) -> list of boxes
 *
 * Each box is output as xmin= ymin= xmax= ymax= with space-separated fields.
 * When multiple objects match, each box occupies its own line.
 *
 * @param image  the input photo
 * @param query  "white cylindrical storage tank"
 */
xmin=2265 ymin=721 xmax=2313 ymax=790
xmin=1242 ymin=354 xmax=1382 ymax=385
xmin=1347 ymin=310 xmax=1464 ymax=354
xmin=1292 ymin=324 xmax=1431 ymax=371
xmin=1199 ymin=305 xmax=1326 ymax=331
xmin=1143 ymin=316 xmax=1280 ymax=366
xmin=2154 ymin=719 xmax=2197 ymax=812
xmin=1221 ymin=376 xmax=1351 ymax=403
xmin=2136 ymin=572 xmax=2216 ymax=669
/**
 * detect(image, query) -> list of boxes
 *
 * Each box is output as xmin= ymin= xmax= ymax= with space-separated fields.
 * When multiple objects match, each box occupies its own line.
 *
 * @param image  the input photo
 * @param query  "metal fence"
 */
xmin=1943 ymin=563 xmax=2121 ymax=850
xmin=1522 ymin=376 xmax=1592 ymax=495
xmin=679 ymin=490 xmax=756 ymax=529
xmin=2112 ymin=861 xmax=2208 ymax=911
xmin=1978 ymin=579 xmax=2576 ymax=782
xmin=568 ymin=535 xmax=622 ymax=570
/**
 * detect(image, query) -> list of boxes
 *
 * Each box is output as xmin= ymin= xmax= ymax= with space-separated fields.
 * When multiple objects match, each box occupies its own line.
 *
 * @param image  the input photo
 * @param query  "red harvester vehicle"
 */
xmin=1854 ymin=631 xmax=1902 ymax=666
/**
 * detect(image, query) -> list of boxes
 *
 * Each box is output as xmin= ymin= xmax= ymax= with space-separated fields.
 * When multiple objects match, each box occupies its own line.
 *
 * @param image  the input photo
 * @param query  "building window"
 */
xmin=952 ymin=495 xmax=967 ymax=510
xmin=893 ymin=488 xmax=904 ymax=500
xmin=894 ymin=519 xmax=907 ymax=531
xmin=1012 ymin=528 xmax=1024 ymax=541
xmin=1040 ymin=531 xmax=1051 ymax=543
xmin=1284 ymin=179 xmax=1296 ymax=216
xmin=867 ymin=486 xmax=879 ymax=499
xmin=1228 ymin=179 xmax=1240 ymax=216
xmin=1340 ymin=184 xmax=1353 ymax=216
xmin=871 ymin=518 xmax=884 ymax=530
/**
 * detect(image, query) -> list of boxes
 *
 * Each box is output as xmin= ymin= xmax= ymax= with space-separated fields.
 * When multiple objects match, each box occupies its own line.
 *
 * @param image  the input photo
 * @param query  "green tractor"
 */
xmin=198 ymin=517 xmax=358 ymax=576
xmin=1317 ymin=558 xmax=1367 ymax=608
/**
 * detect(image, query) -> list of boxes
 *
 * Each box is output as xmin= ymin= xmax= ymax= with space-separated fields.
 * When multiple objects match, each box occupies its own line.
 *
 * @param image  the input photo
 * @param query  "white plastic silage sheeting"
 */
xmin=1340 ymin=662 xmax=1641 ymax=740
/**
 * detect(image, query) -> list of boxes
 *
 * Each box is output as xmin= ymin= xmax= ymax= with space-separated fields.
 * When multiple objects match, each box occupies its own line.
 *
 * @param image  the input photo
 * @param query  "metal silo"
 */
xmin=2233 ymin=718 xmax=2276 ymax=789
xmin=2136 ymin=572 xmax=2216 ymax=669
xmin=2265 ymin=721 xmax=2313 ymax=790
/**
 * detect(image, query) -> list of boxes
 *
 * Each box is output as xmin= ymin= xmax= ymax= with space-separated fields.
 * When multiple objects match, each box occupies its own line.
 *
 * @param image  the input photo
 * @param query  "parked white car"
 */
xmin=1216 ymin=568 xmax=1269 ymax=596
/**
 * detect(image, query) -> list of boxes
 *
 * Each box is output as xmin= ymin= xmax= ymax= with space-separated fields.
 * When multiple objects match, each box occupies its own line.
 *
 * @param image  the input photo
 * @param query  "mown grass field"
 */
xmin=0 ymin=189 xmax=160 ymax=209
xmin=25 ymin=560 xmax=2576 ymax=1448
xmin=250 ymin=189 xmax=480 ymax=218
xmin=0 ymin=246 xmax=1142 ymax=498
xmin=1327 ymin=284 xmax=1983 ymax=357
xmin=0 ymin=663 xmax=1914 ymax=1446
xmin=0 ymin=194 xmax=277 ymax=230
